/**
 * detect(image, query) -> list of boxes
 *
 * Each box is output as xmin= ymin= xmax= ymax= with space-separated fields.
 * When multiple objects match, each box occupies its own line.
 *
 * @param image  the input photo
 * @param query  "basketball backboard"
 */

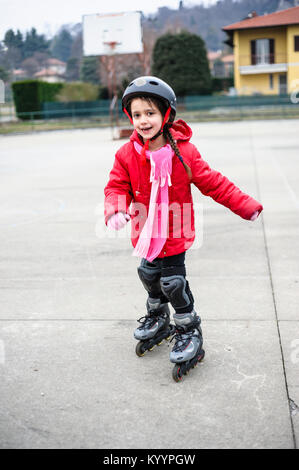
xmin=82 ymin=11 xmax=143 ymax=56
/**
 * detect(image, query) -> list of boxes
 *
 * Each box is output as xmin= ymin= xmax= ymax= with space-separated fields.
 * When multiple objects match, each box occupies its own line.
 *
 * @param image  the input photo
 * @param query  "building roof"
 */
xmin=223 ymin=5 xmax=299 ymax=31
xmin=13 ymin=69 xmax=26 ymax=76
xmin=46 ymin=58 xmax=66 ymax=66
xmin=34 ymin=68 xmax=64 ymax=77
xmin=207 ymin=50 xmax=222 ymax=61
xmin=221 ymin=54 xmax=234 ymax=63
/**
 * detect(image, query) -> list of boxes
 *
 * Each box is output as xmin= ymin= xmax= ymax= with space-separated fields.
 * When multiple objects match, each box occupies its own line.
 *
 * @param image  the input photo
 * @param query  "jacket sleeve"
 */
xmin=190 ymin=146 xmax=263 ymax=220
xmin=104 ymin=150 xmax=133 ymax=225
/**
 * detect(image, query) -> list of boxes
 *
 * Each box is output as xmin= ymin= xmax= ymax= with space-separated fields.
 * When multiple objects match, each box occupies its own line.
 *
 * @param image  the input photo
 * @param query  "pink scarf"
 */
xmin=133 ymin=141 xmax=174 ymax=262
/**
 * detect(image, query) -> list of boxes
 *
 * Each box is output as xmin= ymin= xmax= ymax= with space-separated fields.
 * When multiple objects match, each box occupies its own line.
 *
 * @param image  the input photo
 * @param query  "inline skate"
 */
xmin=134 ymin=298 xmax=175 ymax=357
xmin=170 ymin=311 xmax=205 ymax=382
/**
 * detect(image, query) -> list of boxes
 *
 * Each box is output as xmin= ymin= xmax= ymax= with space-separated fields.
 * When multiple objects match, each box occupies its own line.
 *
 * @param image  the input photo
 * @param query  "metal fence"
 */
xmin=2 ymin=94 xmax=299 ymax=127
xmin=182 ymin=94 xmax=294 ymax=110
xmin=42 ymin=100 xmax=113 ymax=119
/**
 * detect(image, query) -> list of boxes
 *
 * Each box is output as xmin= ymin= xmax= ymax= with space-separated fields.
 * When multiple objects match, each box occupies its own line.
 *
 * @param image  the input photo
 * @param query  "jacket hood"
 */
xmin=130 ymin=119 xmax=192 ymax=145
xmin=170 ymin=119 xmax=192 ymax=141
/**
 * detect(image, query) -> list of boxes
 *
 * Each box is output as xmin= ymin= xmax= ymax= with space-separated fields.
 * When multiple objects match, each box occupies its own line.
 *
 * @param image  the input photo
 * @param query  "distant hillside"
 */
xmin=142 ymin=0 xmax=298 ymax=51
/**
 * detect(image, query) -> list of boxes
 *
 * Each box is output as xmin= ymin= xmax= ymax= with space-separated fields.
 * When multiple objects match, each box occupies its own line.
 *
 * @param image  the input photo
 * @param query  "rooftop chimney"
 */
xmin=246 ymin=10 xmax=258 ymax=19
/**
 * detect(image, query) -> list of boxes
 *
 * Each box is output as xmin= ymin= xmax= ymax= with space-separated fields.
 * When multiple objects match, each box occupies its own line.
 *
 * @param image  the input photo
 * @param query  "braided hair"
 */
xmin=163 ymin=125 xmax=192 ymax=179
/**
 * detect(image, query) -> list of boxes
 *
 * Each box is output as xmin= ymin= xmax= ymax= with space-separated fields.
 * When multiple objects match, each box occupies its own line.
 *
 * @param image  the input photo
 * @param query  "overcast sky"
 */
xmin=1 ymin=0 xmax=217 ymax=41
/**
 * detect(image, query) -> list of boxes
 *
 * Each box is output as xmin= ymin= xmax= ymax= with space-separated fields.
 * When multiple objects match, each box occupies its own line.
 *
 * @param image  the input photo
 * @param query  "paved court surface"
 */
xmin=0 ymin=119 xmax=299 ymax=449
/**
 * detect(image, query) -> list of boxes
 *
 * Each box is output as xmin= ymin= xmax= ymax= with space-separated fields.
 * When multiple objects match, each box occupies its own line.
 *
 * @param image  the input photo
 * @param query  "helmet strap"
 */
xmin=161 ymin=106 xmax=171 ymax=130
xmin=123 ymin=108 xmax=133 ymax=124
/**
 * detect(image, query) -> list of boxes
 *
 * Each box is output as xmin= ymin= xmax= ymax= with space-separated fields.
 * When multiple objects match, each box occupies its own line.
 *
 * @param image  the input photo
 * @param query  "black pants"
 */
xmin=138 ymin=252 xmax=194 ymax=314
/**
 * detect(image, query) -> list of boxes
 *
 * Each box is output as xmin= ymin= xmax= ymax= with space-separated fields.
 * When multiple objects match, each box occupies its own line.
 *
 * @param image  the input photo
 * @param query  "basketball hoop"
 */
xmin=82 ymin=11 xmax=143 ymax=56
xmin=103 ymin=41 xmax=121 ymax=56
xmin=82 ymin=11 xmax=143 ymax=140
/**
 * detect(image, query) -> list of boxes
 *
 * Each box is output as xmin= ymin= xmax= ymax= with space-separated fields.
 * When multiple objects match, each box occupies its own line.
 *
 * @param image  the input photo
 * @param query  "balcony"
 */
xmin=239 ymin=53 xmax=288 ymax=75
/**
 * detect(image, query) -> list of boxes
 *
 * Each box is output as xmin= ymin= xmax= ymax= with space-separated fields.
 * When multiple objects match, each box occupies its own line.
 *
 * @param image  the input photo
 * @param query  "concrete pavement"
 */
xmin=0 ymin=119 xmax=298 ymax=449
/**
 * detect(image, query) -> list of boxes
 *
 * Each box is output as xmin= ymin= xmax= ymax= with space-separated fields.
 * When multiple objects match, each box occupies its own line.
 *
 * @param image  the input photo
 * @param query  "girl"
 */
xmin=104 ymin=76 xmax=263 ymax=382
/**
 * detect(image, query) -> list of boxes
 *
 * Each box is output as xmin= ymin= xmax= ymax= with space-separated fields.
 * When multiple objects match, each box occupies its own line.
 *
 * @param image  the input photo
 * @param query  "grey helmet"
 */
xmin=122 ymin=76 xmax=177 ymax=122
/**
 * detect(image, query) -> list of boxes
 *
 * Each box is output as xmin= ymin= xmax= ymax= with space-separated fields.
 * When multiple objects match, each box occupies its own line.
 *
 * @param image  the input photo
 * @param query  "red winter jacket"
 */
xmin=104 ymin=119 xmax=263 ymax=258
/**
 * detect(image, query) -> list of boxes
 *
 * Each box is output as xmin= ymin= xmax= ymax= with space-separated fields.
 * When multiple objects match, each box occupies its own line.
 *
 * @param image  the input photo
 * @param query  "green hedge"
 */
xmin=212 ymin=77 xmax=234 ymax=93
xmin=12 ymin=80 xmax=63 ymax=120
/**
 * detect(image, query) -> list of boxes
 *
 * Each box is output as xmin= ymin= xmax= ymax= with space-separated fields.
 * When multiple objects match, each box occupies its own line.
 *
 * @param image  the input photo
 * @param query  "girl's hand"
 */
xmin=107 ymin=212 xmax=131 ymax=230
xmin=250 ymin=210 xmax=260 ymax=221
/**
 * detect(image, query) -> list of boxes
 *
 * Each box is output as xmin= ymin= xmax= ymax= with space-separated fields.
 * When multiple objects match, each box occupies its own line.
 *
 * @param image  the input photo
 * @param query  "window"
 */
xmin=257 ymin=39 xmax=269 ymax=64
xmin=295 ymin=36 xmax=299 ymax=52
xmin=251 ymin=39 xmax=275 ymax=65
xmin=269 ymin=73 xmax=274 ymax=89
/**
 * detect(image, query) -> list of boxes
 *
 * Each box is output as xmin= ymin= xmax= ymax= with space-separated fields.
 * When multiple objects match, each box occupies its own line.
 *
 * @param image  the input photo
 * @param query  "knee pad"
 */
xmin=137 ymin=259 xmax=162 ymax=297
xmin=160 ymin=275 xmax=194 ymax=311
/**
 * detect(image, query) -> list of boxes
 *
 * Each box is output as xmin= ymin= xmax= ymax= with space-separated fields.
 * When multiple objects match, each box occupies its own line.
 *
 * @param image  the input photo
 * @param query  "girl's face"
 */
xmin=130 ymin=98 xmax=164 ymax=143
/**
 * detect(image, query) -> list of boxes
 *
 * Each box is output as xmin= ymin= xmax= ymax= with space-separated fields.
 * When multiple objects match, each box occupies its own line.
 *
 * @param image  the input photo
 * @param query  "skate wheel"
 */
xmin=198 ymin=349 xmax=205 ymax=363
xmin=135 ymin=342 xmax=146 ymax=357
xmin=191 ymin=349 xmax=205 ymax=368
xmin=172 ymin=364 xmax=183 ymax=382
xmin=157 ymin=341 xmax=163 ymax=346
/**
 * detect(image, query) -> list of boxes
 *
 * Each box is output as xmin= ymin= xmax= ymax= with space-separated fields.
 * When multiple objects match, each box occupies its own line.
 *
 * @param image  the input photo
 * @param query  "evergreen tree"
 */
xmin=50 ymin=29 xmax=73 ymax=62
xmin=4 ymin=29 xmax=23 ymax=51
xmin=3 ymin=28 xmax=50 ymax=67
xmin=4 ymin=29 xmax=17 ymax=48
xmin=0 ymin=66 xmax=10 ymax=82
xmin=66 ymin=57 xmax=80 ymax=81
xmin=23 ymin=28 xmax=49 ymax=58
xmin=3 ymin=29 xmax=24 ymax=66
xmin=152 ymin=31 xmax=212 ymax=96
xmin=80 ymin=57 xmax=100 ymax=84
xmin=15 ymin=30 xmax=24 ymax=52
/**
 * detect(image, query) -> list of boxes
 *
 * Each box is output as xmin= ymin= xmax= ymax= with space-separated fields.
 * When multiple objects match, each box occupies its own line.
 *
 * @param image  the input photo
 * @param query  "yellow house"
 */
xmin=223 ymin=6 xmax=299 ymax=95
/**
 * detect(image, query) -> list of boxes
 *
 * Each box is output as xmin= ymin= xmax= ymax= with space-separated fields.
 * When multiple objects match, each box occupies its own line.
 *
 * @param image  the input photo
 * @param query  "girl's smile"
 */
xmin=130 ymin=98 xmax=166 ymax=150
